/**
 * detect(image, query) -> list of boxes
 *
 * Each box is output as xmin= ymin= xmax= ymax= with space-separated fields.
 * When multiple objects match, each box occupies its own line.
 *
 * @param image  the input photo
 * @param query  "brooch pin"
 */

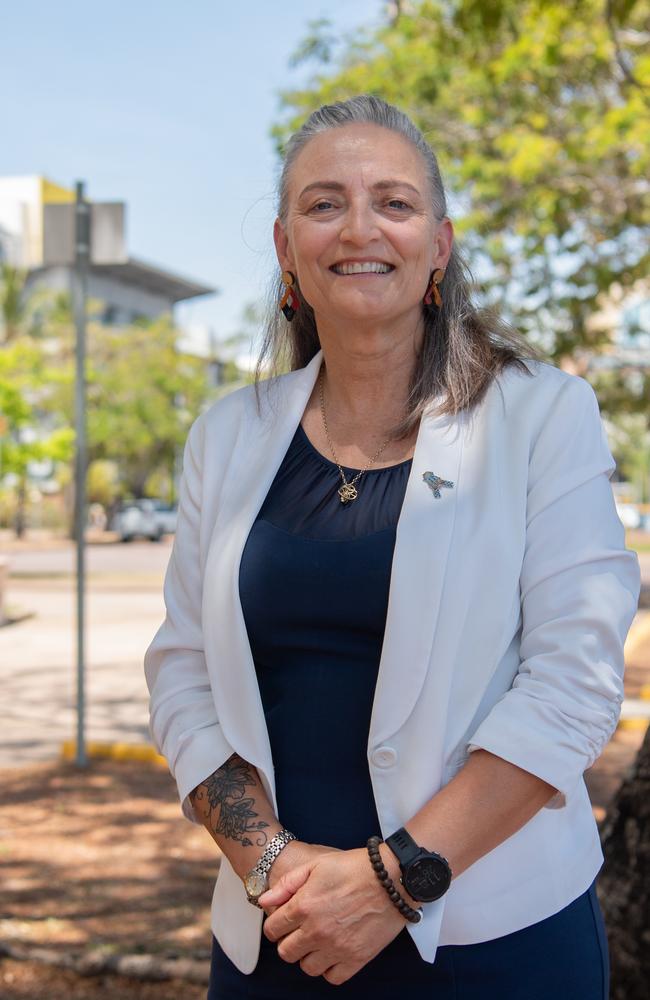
xmin=423 ymin=471 xmax=454 ymax=499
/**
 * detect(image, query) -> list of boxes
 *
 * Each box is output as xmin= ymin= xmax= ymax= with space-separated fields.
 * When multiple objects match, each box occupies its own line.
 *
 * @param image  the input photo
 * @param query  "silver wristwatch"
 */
xmin=244 ymin=829 xmax=297 ymax=907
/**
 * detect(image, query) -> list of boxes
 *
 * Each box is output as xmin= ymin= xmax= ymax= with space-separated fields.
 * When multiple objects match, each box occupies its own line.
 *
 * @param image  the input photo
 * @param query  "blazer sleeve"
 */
xmin=466 ymin=375 xmax=641 ymax=808
xmin=144 ymin=413 xmax=234 ymax=823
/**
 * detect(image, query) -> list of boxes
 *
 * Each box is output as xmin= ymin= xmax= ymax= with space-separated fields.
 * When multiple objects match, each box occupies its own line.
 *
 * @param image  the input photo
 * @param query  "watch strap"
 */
xmin=385 ymin=827 xmax=421 ymax=867
xmin=251 ymin=828 xmax=297 ymax=876
xmin=244 ymin=828 xmax=297 ymax=907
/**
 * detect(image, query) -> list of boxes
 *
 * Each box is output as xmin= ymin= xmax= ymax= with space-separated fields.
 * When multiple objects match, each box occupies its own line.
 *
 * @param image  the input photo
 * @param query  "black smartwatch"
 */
xmin=385 ymin=827 xmax=452 ymax=903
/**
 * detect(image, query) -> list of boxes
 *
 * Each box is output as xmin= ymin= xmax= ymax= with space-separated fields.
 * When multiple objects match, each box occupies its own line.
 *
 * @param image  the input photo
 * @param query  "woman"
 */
xmin=144 ymin=96 xmax=640 ymax=998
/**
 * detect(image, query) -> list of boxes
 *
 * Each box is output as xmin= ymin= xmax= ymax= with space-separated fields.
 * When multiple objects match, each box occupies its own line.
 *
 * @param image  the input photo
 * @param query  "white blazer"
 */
xmin=144 ymin=348 xmax=640 ymax=974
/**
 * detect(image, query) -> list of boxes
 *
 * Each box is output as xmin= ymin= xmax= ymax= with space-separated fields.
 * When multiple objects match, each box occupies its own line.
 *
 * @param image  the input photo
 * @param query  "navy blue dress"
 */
xmin=207 ymin=422 xmax=610 ymax=999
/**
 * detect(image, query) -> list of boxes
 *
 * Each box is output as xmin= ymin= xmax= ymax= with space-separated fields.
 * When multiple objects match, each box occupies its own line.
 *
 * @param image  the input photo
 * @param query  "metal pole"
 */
xmin=72 ymin=181 xmax=90 ymax=768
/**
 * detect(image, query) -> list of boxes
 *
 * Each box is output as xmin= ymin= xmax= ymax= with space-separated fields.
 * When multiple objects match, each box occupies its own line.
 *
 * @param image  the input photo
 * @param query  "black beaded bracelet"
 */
xmin=366 ymin=835 xmax=423 ymax=924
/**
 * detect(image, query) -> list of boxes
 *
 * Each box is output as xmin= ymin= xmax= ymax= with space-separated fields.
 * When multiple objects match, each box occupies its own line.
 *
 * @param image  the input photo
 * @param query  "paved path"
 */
xmin=1 ymin=537 xmax=649 ymax=775
xmin=3 ymin=537 xmax=172 ymax=578
xmin=1 ymin=558 xmax=169 ymax=766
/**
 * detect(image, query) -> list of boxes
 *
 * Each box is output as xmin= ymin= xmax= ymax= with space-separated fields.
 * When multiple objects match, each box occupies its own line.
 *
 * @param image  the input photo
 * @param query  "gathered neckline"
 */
xmin=296 ymin=422 xmax=413 ymax=475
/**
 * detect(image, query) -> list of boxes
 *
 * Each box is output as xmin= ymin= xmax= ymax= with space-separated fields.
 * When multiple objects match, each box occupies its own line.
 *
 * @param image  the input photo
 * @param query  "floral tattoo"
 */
xmin=189 ymin=755 xmax=269 ymax=848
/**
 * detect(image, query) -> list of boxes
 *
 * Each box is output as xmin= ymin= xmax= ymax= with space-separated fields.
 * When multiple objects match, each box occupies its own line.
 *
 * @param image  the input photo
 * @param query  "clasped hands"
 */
xmin=257 ymin=840 xmax=414 ymax=987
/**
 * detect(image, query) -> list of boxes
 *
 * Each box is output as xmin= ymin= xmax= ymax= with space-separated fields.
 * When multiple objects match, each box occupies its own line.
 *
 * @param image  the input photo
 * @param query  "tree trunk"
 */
xmin=13 ymin=475 xmax=26 ymax=538
xmin=599 ymin=725 xmax=650 ymax=999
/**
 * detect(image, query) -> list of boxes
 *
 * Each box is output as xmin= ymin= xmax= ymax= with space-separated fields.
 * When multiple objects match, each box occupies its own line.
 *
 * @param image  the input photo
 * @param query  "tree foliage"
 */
xmin=35 ymin=302 xmax=215 ymax=500
xmin=0 ymin=333 xmax=74 ymax=535
xmin=0 ymin=266 xmax=229 ymax=531
xmin=274 ymin=0 xmax=650 ymax=363
xmin=84 ymin=316 xmax=210 ymax=497
xmin=0 ymin=338 xmax=74 ymax=474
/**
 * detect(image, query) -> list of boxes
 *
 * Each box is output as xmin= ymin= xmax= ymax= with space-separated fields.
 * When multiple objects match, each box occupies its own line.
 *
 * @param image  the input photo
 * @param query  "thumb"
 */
xmin=258 ymin=860 xmax=314 ymax=909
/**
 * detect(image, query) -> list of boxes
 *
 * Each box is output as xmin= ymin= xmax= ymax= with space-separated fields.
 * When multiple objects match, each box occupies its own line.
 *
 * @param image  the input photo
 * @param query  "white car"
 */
xmin=110 ymin=499 xmax=177 ymax=542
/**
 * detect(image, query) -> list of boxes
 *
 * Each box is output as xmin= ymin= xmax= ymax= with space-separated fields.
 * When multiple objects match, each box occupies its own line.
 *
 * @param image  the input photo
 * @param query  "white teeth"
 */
xmin=332 ymin=261 xmax=393 ymax=274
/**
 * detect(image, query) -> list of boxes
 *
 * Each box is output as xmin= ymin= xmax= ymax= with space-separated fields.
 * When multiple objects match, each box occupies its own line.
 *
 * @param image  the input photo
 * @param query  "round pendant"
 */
xmin=338 ymin=483 xmax=358 ymax=503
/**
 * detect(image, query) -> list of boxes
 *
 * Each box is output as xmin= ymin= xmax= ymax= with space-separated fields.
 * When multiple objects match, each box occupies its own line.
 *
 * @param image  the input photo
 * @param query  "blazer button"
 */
xmin=371 ymin=746 xmax=398 ymax=768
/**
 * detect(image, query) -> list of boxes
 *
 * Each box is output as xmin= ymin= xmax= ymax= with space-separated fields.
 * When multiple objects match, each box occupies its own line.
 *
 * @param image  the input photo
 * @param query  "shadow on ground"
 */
xmin=0 ymin=760 xmax=217 ymax=961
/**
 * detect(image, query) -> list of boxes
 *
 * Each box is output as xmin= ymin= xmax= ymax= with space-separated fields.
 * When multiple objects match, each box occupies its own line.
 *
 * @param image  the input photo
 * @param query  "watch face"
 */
xmin=403 ymin=856 xmax=451 ymax=903
xmin=245 ymin=871 xmax=268 ymax=899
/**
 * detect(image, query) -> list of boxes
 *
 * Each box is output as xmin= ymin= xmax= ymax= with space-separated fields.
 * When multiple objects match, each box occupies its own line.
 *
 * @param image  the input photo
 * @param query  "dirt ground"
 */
xmin=0 ymin=960 xmax=205 ymax=1000
xmin=0 ymin=718 xmax=647 ymax=999
xmin=0 ymin=759 xmax=216 ymax=999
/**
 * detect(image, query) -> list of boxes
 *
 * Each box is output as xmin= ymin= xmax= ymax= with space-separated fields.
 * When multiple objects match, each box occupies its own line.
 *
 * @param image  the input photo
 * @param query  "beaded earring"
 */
xmin=279 ymin=270 xmax=300 ymax=321
xmin=424 ymin=268 xmax=445 ymax=308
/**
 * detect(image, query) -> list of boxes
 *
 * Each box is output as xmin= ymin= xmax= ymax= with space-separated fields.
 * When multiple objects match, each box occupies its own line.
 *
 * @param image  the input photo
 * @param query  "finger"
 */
xmin=299 ymin=951 xmax=334 ymax=978
xmin=276 ymin=928 xmax=311 ymax=965
xmin=323 ymin=961 xmax=364 ymax=986
xmin=263 ymin=897 xmax=305 ymax=942
xmin=259 ymin=861 xmax=313 ymax=909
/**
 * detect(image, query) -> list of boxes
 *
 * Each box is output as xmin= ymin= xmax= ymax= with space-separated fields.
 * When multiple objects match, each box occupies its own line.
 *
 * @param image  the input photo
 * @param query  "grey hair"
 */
xmin=277 ymin=95 xmax=447 ymax=224
xmin=255 ymin=95 xmax=546 ymax=435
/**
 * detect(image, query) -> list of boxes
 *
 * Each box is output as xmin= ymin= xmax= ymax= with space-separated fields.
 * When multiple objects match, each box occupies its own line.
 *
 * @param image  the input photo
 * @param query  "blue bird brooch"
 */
xmin=423 ymin=471 xmax=454 ymax=498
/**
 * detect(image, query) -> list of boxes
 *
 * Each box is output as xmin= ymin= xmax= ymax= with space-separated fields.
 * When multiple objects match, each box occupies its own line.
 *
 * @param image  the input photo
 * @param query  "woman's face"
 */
xmin=274 ymin=123 xmax=453 ymax=334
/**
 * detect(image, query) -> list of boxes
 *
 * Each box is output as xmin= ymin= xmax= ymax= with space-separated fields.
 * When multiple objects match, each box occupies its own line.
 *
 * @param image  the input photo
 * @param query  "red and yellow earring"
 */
xmin=280 ymin=270 xmax=300 ymax=321
xmin=423 ymin=268 xmax=445 ymax=308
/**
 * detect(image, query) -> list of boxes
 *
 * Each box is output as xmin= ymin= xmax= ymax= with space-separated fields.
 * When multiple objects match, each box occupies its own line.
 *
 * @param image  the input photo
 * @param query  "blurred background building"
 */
xmin=0 ymin=175 xmax=216 ymax=326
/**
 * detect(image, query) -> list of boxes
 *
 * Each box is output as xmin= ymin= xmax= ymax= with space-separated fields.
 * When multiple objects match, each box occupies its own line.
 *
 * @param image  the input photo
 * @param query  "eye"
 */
xmin=386 ymin=199 xmax=410 ymax=210
xmin=310 ymin=200 xmax=335 ymax=212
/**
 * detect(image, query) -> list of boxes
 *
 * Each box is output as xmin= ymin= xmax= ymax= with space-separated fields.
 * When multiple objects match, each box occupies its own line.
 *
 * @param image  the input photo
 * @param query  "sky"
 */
xmin=2 ymin=0 xmax=384 ymax=361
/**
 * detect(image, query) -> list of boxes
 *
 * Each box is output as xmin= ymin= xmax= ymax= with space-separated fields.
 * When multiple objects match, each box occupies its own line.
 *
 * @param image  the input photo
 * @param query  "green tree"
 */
xmin=0 ymin=338 xmax=74 ymax=536
xmin=86 ymin=459 xmax=121 ymax=508
xmin=0 ymin=263 xmax=28 ymax=344
xmin=28 ymin=297 xmax=218 ymax=510
xmin=84 ymin=315 xmax=211 ymax=500
xmin=275 ymin=0 xmax=650 ymax=365
xmin=0 ymin=266 xmax=242 ymax=531
xmin=609 ymin=411 xmax=650 ymax=498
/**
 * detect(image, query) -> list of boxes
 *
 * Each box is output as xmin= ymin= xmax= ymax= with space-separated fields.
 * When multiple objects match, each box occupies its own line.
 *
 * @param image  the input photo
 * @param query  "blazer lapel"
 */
xmin=201 ymin=350 xmax=325 ymax=799
xmin=369 ymin=404 xmax=465 ymax=746
xmin=202 ymin=347 xmax=465 ymax=792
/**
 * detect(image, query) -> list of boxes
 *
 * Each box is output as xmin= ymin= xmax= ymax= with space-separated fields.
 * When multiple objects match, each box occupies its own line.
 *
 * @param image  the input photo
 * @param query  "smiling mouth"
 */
xmin=330 ymin=261 xmax=395 ymax=275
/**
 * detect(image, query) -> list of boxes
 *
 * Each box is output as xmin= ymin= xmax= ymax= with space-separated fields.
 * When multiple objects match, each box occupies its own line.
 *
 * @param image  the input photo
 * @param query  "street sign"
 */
xmin=42 ymin=202 xmax=127 ymax=267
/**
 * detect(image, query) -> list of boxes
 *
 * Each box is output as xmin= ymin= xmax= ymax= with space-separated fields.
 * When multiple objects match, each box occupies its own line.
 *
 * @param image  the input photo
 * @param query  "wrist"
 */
xmin=267 ymin=838 xmax=306 ymax=885
xmin=230 ymin=824 xmax=284 ymax=881
xmin=384 ymin=826 xmax=453 ymax=903
xmin=377 ymin=842 xmax=419 ymax=910
xmin=366 ymin=836 xmax=422 ymax=923
xmin=242 ymin=828 xmax=298 ymax=906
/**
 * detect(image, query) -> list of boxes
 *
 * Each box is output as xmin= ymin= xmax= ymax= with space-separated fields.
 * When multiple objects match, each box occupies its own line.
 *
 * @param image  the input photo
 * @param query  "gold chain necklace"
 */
xmin=319 ymin=365 xmax=394 ymax=504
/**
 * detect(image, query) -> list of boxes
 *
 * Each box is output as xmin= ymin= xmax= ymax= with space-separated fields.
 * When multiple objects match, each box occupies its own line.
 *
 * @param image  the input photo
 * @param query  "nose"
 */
xmin=339 ymin=199 xmax=381 ymax=246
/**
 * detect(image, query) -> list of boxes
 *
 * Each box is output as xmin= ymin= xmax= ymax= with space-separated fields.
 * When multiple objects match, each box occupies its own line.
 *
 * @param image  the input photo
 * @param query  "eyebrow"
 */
xmin=298 ymin=179 xmax=422 ymax=198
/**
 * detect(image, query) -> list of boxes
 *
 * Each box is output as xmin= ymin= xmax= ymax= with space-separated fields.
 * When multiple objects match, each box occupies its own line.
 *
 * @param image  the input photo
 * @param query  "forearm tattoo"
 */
xmin=189 ymin=754 xmax=270 ymax=848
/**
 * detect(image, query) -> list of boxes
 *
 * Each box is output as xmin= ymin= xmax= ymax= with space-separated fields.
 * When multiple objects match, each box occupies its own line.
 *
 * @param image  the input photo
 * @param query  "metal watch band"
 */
xmin=251 ymin=828 xmax=297 ymax=876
